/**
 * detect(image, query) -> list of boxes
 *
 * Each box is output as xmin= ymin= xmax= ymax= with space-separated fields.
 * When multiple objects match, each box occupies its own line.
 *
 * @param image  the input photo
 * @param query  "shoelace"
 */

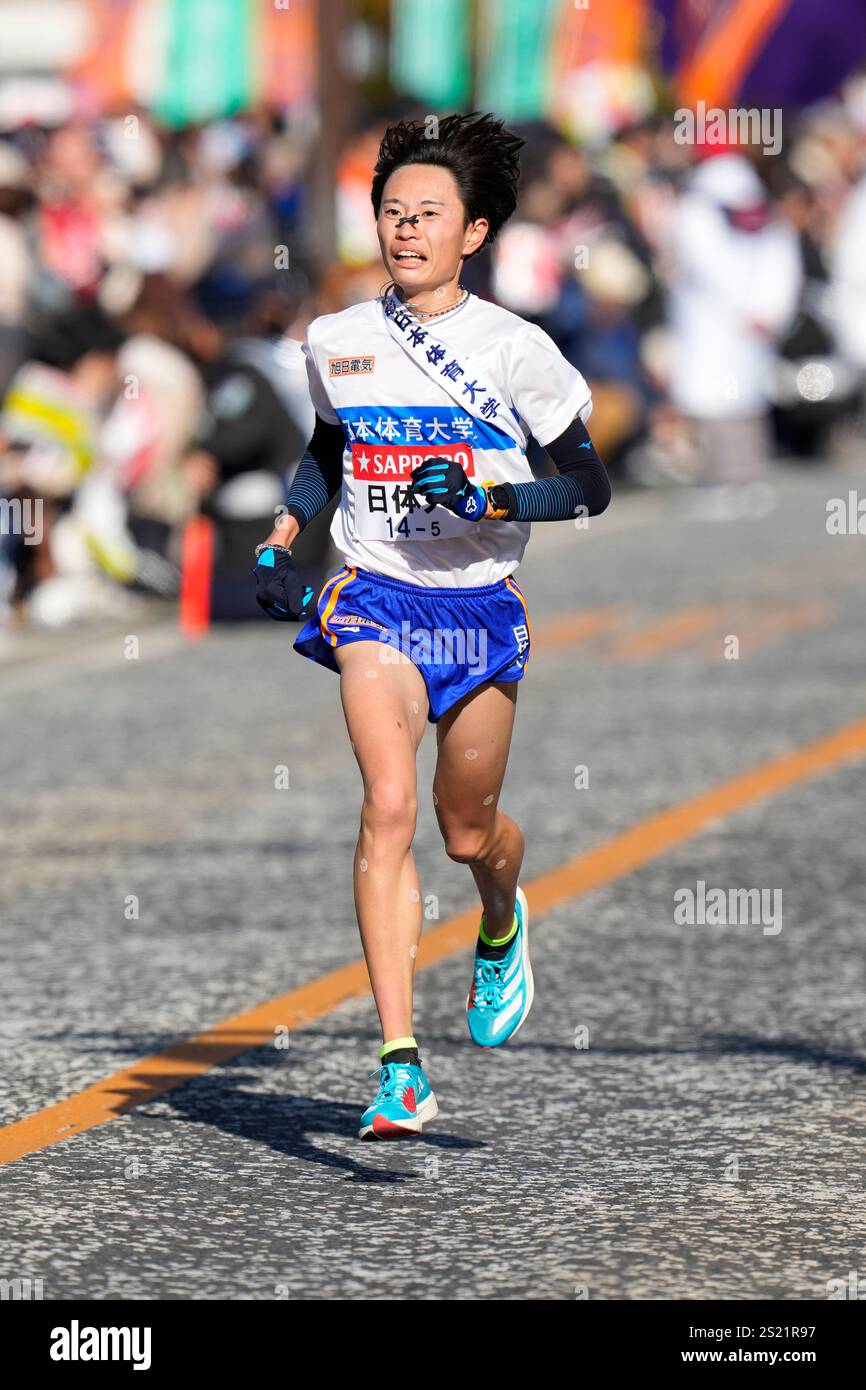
xmin=472 ymin=956 xmax=507 ymax=1011
xmin=368 ymin=1062 xmax=416 ymax=1103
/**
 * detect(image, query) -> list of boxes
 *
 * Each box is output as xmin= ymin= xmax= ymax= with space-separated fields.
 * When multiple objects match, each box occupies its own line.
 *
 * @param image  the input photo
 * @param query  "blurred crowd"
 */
xmin=2 ymin=74 xmax=866 ymax=633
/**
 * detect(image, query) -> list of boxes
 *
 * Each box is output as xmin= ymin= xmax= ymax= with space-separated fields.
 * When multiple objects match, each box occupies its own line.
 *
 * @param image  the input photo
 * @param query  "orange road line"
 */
xmin=606 ymin=605 xmax=728 ymax=659
xmin=3 ymin=711 xmax=866 ymax=1168
xmin=695 ymin=603 xmax=828 ymax=661
xmin=532 ymin=608 xmax=625 ymax=654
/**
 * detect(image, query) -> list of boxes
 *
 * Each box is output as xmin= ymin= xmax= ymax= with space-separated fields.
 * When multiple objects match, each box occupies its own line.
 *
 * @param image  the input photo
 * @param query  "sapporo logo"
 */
xmin=329 ymin=355 xmax=375 ymax=376
xmin=352 ymin=442 xmax=474 ymax=479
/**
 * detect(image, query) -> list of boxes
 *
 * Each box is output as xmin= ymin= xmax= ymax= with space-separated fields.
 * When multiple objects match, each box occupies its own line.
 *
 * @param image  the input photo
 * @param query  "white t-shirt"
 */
xmin=302 ymin=290 xmax=592 ymax=588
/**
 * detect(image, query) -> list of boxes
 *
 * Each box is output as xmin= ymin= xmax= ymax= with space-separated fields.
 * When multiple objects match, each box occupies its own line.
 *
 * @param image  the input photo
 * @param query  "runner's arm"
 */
xmin=484 ymin=415 xmax=611 ymax=522
xmin=260 ymin=414 xmax=345 ymax=547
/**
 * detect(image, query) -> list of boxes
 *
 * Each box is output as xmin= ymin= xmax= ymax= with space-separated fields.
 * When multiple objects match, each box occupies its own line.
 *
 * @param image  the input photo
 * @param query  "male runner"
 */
xmin=253 ymin=113 xmax=611 ymax=1138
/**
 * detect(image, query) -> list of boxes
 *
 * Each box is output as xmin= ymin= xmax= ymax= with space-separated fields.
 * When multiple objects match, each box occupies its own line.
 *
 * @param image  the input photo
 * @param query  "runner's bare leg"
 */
xmin=432 ymin=681 xmax=524 ymax=938
xmin=335 ymin=641 xmax=429 ymax=1043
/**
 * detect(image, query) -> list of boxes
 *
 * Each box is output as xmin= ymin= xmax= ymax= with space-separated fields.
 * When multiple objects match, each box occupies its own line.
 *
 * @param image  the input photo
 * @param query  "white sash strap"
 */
xmin=380 ymin=292 xmax=525 ymax=452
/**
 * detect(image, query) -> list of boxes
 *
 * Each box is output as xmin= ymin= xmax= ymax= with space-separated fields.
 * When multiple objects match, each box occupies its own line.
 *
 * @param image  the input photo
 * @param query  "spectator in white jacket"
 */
xmin=667 ymin=152 xmax=802 ymax=490
xmin=829 ymin=171 xmax=866 ymax=374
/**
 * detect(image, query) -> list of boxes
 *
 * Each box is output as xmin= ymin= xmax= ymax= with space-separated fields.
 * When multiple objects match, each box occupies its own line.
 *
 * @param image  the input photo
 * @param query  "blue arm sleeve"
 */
xmin=284 ymin=415 xmax=345 ymax=530
xmin=488 ymin=416 xmax=611 ymax=522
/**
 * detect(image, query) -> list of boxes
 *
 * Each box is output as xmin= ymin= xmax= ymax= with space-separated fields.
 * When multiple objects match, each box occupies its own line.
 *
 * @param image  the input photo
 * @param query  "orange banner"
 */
xmin=72 ymin=0 xmax=139 ymax=113
xmin=677 ymin=0 xmax=791 ymax=107
xmin=550 ymin=0 xmax=648 ymax=88
xmin=258 ymin=0 xmax=317 ymax=109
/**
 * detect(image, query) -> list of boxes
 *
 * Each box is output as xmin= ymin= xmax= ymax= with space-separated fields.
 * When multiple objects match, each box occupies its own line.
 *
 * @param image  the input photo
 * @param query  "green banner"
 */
xmin=477 ymin=0 xmax=559 ymax=121
xmin=391 ymin=0 xmax=471 ymax=108
xmin=155 ymin=0 xmax=255 ymax=128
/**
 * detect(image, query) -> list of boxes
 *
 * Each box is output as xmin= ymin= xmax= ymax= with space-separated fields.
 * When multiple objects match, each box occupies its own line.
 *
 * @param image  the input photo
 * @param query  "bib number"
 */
xmin=351 ymin=442 xmax=477 ymax=542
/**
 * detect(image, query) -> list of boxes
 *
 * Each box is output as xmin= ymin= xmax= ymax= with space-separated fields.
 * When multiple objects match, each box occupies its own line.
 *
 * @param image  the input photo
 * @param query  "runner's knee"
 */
xmin=441 ymin=824 xmax=492 ymax=864
xmin=361 ymin=779 xmax=418 ymax=845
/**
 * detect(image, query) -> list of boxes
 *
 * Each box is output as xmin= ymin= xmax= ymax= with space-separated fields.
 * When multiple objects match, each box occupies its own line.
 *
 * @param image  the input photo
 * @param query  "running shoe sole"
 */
xmin=359 ymin=1090 xmax=439 ymax=1140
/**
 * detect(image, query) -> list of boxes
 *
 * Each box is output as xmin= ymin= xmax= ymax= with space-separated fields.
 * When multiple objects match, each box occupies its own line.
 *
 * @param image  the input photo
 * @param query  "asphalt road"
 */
xmin=1 ymin=459 xmax=865 ymax=1300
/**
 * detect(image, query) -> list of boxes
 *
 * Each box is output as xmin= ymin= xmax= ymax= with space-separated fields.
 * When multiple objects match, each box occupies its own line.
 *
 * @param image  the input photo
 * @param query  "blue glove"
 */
xmin=410 ymin=457 xmax=488 ymax=521
xmin=254 ymin=546 xmax=314 ymax=621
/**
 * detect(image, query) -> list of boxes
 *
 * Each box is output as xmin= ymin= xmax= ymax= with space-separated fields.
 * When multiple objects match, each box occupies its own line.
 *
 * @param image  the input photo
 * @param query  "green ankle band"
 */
xmin=479 ymin=911 xmax=517 ymax=947
xmin=380 ymin=1036 xmax=417 ymax=1059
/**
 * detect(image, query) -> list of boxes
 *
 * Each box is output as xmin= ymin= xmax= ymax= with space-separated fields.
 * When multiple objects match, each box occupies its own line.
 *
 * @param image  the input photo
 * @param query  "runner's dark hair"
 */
xmin=371 ymin=111 xmax=524 ymax=270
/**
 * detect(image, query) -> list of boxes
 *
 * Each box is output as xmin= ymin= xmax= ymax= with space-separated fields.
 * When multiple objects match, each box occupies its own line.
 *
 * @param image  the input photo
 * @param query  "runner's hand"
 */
xmin=410 ymin=457 xmax=488 ymax=521
xmin=254 ymin=547 xmax=314 ymax=621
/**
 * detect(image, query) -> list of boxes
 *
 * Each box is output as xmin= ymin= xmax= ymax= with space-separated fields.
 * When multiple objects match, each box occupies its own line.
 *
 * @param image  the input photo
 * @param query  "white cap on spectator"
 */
xmin=689 ymin=153 xmax=766 ymax=209
xmin=581 ymin=237 xmax=650 ymax=307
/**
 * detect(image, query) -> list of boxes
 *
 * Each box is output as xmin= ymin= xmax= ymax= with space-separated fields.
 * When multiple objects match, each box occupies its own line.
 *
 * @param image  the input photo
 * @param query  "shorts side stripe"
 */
xmin=316 ymin=567 xmax=350 ymax=609
xmin=504 ymin=576 xmax=532 ymax=647
xmin=320 ymin=567 xmax=358 ymax=646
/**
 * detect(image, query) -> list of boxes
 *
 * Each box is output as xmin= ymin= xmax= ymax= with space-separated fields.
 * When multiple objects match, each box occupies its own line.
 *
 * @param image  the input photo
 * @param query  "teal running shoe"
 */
xmin=358 ymin=1060 xmax=439 ymax=1140
xmin=466 ymin=886 xmax=534 ymax=1047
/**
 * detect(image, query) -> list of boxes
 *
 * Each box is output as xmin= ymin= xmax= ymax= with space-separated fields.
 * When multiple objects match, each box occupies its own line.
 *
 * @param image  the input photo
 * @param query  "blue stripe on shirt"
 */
xmin=336 ymin=405 xmax=519 ymax=453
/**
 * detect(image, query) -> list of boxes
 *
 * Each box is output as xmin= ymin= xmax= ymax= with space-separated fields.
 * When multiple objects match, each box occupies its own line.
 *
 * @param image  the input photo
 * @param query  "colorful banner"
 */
xmin=73 ymin=0 xmax=138 ymax=113
xmin=476 ymin=0 xmax=560 ymax=121
xmin=153 ymin=0 xmax=254 ymax=127
xmin=390 ymin=0 xmax=471 ymax=108
xmin=260 ymin=0 xmax=316 ymax=111
xmin=548 ymin=0 xmax=655 ymax=144
xmin=63 ymin=0 xmax=866 ymax=130
xmin=551 ymin=0 xmax=649 ymax=74
xmin=654 ymin=0 xmax=866 ymax=109
xmin=72 ymin=0 xmax=316 ymax=123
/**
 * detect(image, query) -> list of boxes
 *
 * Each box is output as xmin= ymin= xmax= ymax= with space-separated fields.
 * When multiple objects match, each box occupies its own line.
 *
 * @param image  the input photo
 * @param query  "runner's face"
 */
xmin=378 ymin=164 xmax=488 ymax=295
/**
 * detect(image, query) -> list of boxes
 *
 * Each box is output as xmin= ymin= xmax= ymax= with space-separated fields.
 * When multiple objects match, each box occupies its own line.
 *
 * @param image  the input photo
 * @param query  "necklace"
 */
xmin=393 ymin=287 xmax=470 ymax=322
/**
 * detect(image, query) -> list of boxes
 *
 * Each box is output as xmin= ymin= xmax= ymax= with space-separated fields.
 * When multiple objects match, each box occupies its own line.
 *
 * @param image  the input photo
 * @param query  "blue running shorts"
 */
xmin=293 ymin=566 xmax=532 ymax=723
